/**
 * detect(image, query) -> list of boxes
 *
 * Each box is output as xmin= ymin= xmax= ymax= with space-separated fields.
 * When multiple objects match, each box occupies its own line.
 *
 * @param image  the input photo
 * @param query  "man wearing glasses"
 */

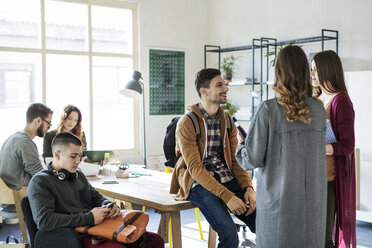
xmin=0 ymin=103 xmax=53 ymax=193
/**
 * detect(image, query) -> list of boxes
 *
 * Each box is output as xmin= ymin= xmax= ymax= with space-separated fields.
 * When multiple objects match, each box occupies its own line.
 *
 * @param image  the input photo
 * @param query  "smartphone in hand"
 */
xmin=104 ymin=202 xmax=115 ymax=208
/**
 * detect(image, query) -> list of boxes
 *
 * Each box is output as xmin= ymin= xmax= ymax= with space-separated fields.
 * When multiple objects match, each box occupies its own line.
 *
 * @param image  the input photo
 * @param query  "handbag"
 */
xmin=75 ymin=210 xmax=149 ymax=244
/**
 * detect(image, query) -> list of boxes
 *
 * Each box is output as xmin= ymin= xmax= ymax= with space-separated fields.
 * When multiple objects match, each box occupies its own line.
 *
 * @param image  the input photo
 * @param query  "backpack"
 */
xmin=163 ymin=110 xmax=232 ymax=168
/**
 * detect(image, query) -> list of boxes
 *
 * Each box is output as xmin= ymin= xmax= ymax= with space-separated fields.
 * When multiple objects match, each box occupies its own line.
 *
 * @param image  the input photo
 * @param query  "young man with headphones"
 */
xmin=27 ymin=132 xmax=164 ymax=248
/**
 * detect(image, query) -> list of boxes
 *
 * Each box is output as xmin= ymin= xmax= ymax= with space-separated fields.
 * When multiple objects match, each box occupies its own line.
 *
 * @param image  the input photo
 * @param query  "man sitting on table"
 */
xmin=28 ymin=132 xmax=164 ymax=248
xmin=170 ymin=68 xmax=256 ymax=248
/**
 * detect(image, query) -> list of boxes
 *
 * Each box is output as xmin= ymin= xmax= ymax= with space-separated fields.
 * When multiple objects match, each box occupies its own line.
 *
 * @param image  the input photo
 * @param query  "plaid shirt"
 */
xmin=197 ymin=103 xmax=233 ymax=183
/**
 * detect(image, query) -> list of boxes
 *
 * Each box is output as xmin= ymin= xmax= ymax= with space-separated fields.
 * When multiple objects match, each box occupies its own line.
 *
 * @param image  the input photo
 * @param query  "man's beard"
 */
xmin=37 ymin=125 xmax=44 ymax=137
xmin=211 ymin=97 xmax=227 ymax=105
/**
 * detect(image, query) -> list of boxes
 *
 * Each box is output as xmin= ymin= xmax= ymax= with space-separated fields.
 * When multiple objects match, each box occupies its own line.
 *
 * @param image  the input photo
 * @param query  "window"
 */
xmin=0 ymin=0 xmax=139 ymax=155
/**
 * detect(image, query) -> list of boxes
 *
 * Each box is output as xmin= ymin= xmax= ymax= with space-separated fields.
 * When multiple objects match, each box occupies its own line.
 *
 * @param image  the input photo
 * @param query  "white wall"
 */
xmin=207 ymin=0 xmax=372 ymax=72
xmin=346 ymin=71 xmax=372 ymax=214
xmin=126 ymin=0 xmax=372 ymax=168
xmin=127 ymin=0 xmax=208 ymax=168
xmin=206 ymin=0 xmax=372 ymax=108
xmin=346 ymin=71 xmax=372 ymax=161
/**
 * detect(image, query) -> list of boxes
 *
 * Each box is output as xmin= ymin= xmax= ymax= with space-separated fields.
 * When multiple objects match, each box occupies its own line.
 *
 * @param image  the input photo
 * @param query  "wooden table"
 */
xmin=89 ymin=169 xmax=196 ymax=248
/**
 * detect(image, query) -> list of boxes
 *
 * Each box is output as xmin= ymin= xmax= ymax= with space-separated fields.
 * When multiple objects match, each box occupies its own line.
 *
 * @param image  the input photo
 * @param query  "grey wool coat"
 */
xmin=236 ymin=97 xmax=327 ymax=248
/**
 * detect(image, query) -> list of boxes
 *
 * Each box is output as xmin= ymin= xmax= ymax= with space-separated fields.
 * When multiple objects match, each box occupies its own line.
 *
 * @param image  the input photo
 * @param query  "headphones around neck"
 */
xmin=47 ymin=163 xmax=77 ymax=181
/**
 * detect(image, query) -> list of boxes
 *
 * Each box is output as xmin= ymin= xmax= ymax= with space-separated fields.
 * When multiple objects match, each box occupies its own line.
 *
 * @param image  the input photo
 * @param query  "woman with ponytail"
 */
xmin=236 ymin=45 xmax=327 ymax=248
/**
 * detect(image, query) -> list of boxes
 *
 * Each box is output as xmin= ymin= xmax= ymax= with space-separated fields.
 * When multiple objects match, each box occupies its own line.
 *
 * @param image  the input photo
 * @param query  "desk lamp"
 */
xmin=120 ymin=71 xmax=146 ymax=166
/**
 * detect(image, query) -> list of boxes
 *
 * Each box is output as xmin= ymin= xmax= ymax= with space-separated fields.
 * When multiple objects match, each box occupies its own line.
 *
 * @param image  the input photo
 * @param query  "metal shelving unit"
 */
xmin=204 ymin=29 xmax=339 ymax=120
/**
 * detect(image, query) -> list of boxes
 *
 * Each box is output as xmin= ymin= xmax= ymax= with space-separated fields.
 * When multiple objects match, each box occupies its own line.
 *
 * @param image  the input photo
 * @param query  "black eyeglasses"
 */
xmin=41 ymin=118 xmax=52 ymax=129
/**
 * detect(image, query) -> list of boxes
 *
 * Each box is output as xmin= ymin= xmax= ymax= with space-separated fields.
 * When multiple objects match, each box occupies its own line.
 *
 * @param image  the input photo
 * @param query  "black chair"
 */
xmin=20 ymin=196 xmax=86 ymax=248
xmin=21 ymin=196 xmax=38 ymax=248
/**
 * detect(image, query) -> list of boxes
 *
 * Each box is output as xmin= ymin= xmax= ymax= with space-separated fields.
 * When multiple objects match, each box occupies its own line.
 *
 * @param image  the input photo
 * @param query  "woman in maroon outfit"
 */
xmin=311 ymin=50 xmax=356 ymax=248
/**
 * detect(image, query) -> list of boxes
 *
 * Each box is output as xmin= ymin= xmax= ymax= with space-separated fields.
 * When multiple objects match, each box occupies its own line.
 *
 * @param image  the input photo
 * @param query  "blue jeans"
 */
xmin=187 ymin=178 xmax=256 ymax=248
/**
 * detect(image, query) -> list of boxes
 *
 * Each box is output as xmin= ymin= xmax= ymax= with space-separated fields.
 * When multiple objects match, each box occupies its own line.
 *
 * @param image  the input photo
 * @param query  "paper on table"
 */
xmin=78 ymin=162 xmax=101 ymax=177
xmin=326 ymin=119 xmax=337 ymax=144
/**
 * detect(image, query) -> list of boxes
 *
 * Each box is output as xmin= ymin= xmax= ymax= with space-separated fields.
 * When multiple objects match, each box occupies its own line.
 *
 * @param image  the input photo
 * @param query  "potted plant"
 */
xmin=221 ymin=101 xmax=238 ymax=116
xmin=221 ymin=55 xmax=239 ymax=82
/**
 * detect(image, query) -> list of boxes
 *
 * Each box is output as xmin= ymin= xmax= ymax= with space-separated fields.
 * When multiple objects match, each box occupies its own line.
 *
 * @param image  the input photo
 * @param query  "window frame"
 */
xmin=0 ymin=0 xmax=140 ymax=155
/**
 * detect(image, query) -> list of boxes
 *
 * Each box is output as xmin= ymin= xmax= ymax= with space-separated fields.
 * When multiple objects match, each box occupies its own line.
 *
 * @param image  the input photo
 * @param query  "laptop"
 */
xmin=83 ymin=150 xmax=117 ymax=163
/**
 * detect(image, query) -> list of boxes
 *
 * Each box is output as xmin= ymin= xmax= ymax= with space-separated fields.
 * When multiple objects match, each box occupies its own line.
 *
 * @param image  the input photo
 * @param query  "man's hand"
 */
xmin=105 ymin=203 xmax=121 ymax=218
xmin=244 ymin=187 xmax=256 ymax=216
xmin=91 ymin=207 xmax=111 ymax=225
xmin=226 ymin=195 xmax=249 ymax=216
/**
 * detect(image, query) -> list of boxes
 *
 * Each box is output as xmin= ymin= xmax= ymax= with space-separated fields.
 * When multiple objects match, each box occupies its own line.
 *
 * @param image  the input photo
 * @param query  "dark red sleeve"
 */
xmin=331 ymin=94 xmax=355 ymax=156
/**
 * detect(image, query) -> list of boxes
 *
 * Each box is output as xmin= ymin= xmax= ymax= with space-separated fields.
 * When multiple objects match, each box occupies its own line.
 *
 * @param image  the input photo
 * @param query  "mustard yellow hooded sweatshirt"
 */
xmin=169 ymin=104 xmax=253 ymax=204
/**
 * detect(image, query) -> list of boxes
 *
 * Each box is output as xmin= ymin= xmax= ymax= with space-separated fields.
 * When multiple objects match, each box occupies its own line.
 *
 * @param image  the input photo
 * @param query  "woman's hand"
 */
xmin=326 ymin=144 xmax=334 ymax=155
xmin=244 ymin=187 xmax=256 ymax=216
xmin=237 ymin=133 xmax=245 ymax=145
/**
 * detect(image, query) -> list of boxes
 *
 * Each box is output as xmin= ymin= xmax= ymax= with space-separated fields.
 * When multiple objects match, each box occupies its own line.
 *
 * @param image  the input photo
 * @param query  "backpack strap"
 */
xmin=185 ymin=111 xmax=200 ymax=141
xmin=185 ymin=111 xmax=230 ymax=139
xmin=224 ymin=111 xmax=232 ymax=134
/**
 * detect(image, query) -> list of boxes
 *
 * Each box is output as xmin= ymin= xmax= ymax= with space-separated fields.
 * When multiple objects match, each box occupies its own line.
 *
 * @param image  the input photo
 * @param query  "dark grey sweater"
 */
xmin=27 ymin=169 xmax=110 ymax=231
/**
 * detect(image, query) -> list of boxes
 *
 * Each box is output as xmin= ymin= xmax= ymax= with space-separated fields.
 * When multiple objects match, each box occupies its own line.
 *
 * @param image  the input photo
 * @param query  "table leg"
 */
xmin=170 ymin=211 xmax=182 ymax=248
xmin=157 ymin=212 xmax=170 ymax=243
xmin=208 ymin=225 xmax=217 ymax=248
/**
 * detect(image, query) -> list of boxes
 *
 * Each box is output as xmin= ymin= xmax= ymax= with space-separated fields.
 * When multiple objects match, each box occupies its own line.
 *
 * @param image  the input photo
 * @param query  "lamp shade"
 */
xmin=120 ymin=71 xmax=143 ymax=99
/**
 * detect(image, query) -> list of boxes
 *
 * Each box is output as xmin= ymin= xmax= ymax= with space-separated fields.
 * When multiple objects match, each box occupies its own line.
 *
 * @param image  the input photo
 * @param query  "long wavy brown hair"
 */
xmin=312 ymin=50 xmax=347 ymax=96
xmin=273 ymin=45 xmax=313 ymax=124
xmin=55 ymin=105 xmax=83 ymax=139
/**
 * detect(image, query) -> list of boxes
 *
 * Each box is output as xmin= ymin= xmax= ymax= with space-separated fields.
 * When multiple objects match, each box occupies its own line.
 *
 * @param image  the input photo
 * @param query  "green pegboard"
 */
xmin=149 ymin=49 xmax=185 ymax=115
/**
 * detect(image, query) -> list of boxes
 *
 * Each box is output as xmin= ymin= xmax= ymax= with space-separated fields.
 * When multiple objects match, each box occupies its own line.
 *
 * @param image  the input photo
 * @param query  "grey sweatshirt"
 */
xmin=0 ymin=131 xmax=43 ymax=190
xmin=27 ymin=169 xmax=110 ymax=231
